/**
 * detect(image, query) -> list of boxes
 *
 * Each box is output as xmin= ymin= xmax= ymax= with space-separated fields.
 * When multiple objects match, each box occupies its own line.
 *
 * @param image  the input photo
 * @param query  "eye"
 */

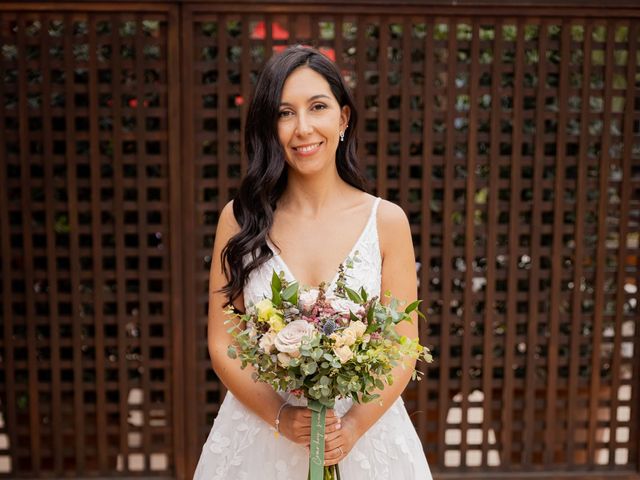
xmin=278 ymin=110 xmax=293 ymax=118
xmin=311 ymin=103 xmax=327 ymax=111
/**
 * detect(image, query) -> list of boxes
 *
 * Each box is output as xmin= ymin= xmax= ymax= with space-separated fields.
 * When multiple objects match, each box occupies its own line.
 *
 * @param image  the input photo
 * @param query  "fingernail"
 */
xmin=336 ymin=422 xmax=341 ymax=430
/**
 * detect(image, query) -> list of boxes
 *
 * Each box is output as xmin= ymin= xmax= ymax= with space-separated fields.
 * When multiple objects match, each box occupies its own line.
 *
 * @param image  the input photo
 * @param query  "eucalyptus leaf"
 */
xmin=289 ymin=358 xmax=301 ymax=367
xmin=282 ymin=282 xmax=299 ymax=304
xmin=344 ymin=286 xmax=362 ymax=303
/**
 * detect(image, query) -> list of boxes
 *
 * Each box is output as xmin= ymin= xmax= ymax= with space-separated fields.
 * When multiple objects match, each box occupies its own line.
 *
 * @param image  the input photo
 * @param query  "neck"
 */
xmin=280 ymin=166 xmax=351 ymax=216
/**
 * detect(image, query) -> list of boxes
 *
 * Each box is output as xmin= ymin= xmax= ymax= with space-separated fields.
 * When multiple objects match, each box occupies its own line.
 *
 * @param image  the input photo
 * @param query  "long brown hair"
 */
xmin=220 ymin=45 xmax=368 ymax=305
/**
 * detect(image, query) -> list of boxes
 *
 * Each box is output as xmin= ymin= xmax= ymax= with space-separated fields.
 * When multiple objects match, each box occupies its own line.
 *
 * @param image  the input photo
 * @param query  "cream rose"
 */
xmin=277 ymin=352 xmax=292 ymax=367
xmin=346 ymin=320 xmax=366 ymax=338
xmin=333 ymin=345 xmax=354 ymax=363
xmin=274 ymin=319 xmax=316 ymax=354
xmin=258 ymin=331 xmax=277 ymax=353
xmin=331 ymin=328 xmax=357 ymax=347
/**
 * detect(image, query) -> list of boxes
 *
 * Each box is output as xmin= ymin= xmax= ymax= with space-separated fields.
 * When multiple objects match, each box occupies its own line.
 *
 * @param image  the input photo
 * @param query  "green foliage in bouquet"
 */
xmin=225 ymin=255 xmax=433 ymax=409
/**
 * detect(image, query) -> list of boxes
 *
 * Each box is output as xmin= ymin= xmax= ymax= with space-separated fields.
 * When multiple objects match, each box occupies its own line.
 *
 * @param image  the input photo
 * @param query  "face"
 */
xmin=277 ymin=66 xmax=350 ymax=176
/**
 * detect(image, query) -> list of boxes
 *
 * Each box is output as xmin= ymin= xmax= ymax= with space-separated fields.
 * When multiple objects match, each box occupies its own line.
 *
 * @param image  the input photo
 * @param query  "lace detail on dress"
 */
xmin=194 ymin=196 xmax=432 ymax=480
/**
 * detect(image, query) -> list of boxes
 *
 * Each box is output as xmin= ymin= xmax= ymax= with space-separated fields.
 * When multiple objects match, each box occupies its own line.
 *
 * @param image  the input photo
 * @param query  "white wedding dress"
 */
xmin=193 ymin=196 xmax=433 ymax=479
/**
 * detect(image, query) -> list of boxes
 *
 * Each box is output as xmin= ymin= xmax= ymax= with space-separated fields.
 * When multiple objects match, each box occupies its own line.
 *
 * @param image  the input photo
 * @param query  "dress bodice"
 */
xmin=195 ymin=196 xmax=432 ymax=480
xmin=243 ymin=196 xmax=382 ymax=310
xmin=241 ymin=196 xmax=382 ymax=416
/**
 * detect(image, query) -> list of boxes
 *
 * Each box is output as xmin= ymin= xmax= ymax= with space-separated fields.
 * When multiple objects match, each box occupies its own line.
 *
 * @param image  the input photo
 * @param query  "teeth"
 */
xmin=297 ymin=143 xmax=320 ymax=153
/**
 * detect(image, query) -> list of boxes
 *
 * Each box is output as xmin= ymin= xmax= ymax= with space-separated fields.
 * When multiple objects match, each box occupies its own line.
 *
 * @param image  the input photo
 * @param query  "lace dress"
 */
xmin=193 ymin=197 xmax=433 ymax=479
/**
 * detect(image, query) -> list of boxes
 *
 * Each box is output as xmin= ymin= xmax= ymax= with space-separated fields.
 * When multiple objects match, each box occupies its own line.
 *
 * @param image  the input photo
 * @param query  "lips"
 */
xmin=292 ymin=142 xmax=323 ymax=155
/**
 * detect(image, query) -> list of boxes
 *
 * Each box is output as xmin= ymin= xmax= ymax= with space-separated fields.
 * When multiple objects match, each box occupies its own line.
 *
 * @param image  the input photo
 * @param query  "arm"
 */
xmin=208 ymin=201 xmax=339 ymax=445
xmin=324 ymin=199 xmax=420 ymax=463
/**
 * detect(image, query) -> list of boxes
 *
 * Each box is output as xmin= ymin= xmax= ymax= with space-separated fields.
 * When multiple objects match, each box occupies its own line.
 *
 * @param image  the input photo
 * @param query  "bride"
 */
xmin=194 ymin=45 xmax=433 ymax=479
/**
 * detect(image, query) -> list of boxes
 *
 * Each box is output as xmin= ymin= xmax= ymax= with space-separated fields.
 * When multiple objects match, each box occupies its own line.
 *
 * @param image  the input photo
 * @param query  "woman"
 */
xmin=194 ymin=45 xmax=432 ymax=479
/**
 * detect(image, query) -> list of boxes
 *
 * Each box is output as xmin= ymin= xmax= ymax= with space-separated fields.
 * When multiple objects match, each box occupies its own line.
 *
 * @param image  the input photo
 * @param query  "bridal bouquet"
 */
xmin=225 ymin=257 xmax=432 ymax=480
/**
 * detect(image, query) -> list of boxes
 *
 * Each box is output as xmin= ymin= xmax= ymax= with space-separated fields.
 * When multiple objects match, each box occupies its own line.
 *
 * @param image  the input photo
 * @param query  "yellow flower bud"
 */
xmin=255 ymin=299 xmax=276 ymax=322
xmin=268 ymin=314 xmax=286 ymax=332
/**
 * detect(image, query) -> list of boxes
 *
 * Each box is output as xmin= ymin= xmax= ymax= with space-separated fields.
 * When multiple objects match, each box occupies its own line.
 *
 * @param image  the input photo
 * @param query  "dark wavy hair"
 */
xmin=220 ymin=45 xmax=368 ymax=305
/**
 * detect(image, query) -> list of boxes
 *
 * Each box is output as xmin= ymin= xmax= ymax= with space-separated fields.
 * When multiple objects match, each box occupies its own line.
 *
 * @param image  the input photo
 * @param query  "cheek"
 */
xmin=277 ymin=123 xmax=290 ymax=148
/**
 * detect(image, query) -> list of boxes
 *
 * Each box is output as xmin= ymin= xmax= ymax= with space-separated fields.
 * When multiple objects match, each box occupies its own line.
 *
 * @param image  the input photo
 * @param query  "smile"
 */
xmin=293 ymin=142 xmax=323 ymax=155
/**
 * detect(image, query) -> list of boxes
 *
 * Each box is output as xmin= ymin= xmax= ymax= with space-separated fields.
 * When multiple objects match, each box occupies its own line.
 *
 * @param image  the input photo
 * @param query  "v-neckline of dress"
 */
xmin=267 ymin=197 xmax=379 ymax=289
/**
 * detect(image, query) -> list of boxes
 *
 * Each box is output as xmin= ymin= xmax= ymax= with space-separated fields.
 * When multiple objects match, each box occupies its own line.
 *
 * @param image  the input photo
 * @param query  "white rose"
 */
xmin=258 ymin=331 xmax=277 ymax=353
xmin=328 ymin=295 xmax=361 ymax=314
xmin=298 ymin=288 xmax=319 ymax=311
xmin=333 ymin=345 xmax=354 ymax=363
xmin=274 ymin=319 xmax=316 ymax=354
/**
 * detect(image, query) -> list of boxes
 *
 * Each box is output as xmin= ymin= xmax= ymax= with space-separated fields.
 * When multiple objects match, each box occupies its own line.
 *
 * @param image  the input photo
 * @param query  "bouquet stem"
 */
xmin=308 ymin=464 xmax=341 ymax=480
xmin=327 ymin=464 xmax=341 ymax=479
xmin=308 ymin=400 xmax=345 ymax=480
xmin=307 ymin=400 xmax=326 ymax=480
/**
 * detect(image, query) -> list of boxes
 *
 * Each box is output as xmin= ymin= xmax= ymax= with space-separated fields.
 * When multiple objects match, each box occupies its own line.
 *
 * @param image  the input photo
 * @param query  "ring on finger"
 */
xmin=338 ymin=446 xmax=344 ymax=456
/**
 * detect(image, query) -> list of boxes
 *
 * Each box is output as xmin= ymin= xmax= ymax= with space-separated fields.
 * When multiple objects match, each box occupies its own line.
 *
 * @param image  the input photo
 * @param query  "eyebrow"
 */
xmin=279 ymin=94 xmax=332 ymax=107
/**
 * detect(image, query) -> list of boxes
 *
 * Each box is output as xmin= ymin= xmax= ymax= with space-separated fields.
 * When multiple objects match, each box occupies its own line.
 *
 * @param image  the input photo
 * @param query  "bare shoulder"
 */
xmin=212 ymin=200 xmax=242 ymax=261
xmin=377 ymin=198 xmax=409 ymax=229
xmin=376 ymin=199 xmax=412 ymax=255
xmin=217 ymin=199 xmax=241 ymax=238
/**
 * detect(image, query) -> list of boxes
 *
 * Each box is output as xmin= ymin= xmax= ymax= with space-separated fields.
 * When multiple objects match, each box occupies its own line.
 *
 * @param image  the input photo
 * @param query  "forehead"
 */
xmin=280 ymin=66 xmax=335 ymax=102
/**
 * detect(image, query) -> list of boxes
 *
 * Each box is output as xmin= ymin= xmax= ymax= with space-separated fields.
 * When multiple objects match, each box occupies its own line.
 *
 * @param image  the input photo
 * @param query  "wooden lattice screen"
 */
xmin=1 ymin=1 xmax=639 ymax=479
xmin=0 ymin=4 xmax=184 ymax=477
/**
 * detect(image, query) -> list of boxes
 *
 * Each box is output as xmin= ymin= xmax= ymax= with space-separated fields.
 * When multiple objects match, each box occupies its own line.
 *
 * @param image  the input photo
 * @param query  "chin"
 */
xmin=288 ymin=159 xmax=331 ymax=177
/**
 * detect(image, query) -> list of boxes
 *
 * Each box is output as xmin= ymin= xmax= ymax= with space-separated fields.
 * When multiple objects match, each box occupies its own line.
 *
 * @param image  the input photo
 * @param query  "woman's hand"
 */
xmin=279 ymin=406 xmax=341 ymax=449
xmin=323 ymin=414 xmax=361 ymax=466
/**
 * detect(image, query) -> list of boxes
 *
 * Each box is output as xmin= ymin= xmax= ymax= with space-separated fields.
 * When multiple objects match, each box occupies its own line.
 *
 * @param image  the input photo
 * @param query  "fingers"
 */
xmin=279 ymin=406 xmax=312 ymax=445
xmin=324 ymin=444 xmax=347 ymax=466
xmin=280 ymin=406 xmax=343 ymax=450
xmin=324 ymin=411 xmax=341 ymax=431
xmin=323 ymin=429 xmax=344 ymax=451
xmin=323 ymin=428 xmax=347 ymax=465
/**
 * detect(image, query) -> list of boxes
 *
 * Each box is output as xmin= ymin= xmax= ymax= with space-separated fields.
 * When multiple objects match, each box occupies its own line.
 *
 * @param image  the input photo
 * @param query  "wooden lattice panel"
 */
xmin=0 ymin=8 xmax=179 ymax=477
xmin=0 ymin=3 xmax=638 ymax=479
xmin=183 ymin=8 xmax=640 ymax=476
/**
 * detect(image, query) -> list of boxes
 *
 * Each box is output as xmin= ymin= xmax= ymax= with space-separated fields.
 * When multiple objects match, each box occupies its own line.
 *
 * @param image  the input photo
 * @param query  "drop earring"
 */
xmin=340 ymin=124 xmax=348 ymax=142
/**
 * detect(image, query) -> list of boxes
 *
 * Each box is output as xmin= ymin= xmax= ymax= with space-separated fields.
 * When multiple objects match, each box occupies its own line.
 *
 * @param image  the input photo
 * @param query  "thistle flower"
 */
xmin=322 ymin=319 xmax=337 ymax=336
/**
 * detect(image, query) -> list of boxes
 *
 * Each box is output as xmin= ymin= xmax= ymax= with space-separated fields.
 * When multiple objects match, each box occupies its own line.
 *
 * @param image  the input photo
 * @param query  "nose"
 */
xmin=294 ymin=112 xmax=313 ymax=136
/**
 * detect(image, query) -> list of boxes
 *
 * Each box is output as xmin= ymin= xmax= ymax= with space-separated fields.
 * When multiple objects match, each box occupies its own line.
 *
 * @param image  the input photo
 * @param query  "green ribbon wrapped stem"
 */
xmin=308 ymin=400 xmax=326 ymax=480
